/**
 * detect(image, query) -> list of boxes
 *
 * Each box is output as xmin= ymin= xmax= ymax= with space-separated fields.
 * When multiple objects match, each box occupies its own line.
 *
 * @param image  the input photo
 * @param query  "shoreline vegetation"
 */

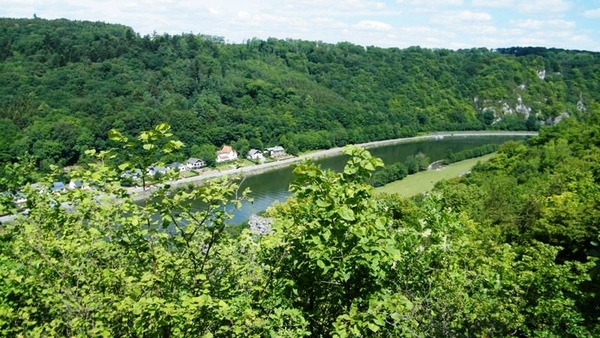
xmin=0 ymin=131 xmax=536 ymax=224
xmin=376 ymin=153 xmax=496 ymax=197
xmin=128 ymin=131 xmax=537 ymax=200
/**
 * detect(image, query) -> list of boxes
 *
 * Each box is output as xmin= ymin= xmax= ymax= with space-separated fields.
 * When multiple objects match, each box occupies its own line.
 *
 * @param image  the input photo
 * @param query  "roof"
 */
xmin=186 ymin=157 xmax=203 ymax=164
xmin=248 ymin=149 xmax=261 ymax=156
xmin=51 ymin=182 xmax=65 ymax=191
xmin=218 ymin=145 xmax=233 ymax=154
xmin=267 ymin=146 xmax=285 ymax=152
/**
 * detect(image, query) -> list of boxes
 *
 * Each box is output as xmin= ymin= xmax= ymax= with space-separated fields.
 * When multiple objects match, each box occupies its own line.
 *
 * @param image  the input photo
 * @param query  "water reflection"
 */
xmin=231 ymin=136 xmax=524 ymax=224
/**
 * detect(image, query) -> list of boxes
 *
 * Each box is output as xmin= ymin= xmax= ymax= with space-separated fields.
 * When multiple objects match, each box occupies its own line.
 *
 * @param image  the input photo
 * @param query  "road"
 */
xmin=1 ymin=131 xmax=537 ymax=223
xmin=127 ymin=130 xmax=538 ymax=194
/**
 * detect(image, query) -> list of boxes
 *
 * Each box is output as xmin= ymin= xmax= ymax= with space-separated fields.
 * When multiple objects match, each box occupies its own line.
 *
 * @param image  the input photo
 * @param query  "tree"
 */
xmin=264 ymin=146 xmax=416 ymax=336
xmin=190 ymin=144 xmax=216 ymax=167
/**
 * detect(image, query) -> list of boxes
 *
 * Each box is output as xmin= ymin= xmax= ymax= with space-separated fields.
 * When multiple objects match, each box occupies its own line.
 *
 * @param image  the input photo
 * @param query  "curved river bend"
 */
xmin=229 ymin=135 xmax=525 ymax=224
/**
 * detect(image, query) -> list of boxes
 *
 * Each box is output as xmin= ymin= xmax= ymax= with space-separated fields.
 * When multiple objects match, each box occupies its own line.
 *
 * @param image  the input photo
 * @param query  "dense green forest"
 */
xmin=0 ymin=110 xmax=599 ymax=336
xmin=1 ymin=18 xmax=600 ymax=169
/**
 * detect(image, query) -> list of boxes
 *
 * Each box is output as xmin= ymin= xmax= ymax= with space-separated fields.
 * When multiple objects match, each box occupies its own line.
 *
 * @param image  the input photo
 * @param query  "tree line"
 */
xmin=1 ymin=18 xmax=599 ymax=170
xmin=442 ymin=143 xmax=499 ymax=164
xmin=1 ymin=111 xmax=599 ymax=336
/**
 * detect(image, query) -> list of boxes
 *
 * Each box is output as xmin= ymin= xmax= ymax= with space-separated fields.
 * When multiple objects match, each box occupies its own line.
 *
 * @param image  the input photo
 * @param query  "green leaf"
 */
xmin=155 ymin=122 xmax=171 ymax=134
xmin=108 ymin=129 xmax=127 ymax=143
xmin=323 ymin=228 xmax=331 ymax=242
xmin=317 ymin=259 xmax=326 ymax=269
xmin=312 ymin=235 xmax=322 ymax=245
xmin=316 ymin=199 xmax=330 ymax=208
xmin=367 ymin=323 xmax=380 ymax=332
xmin=338 ymin=206 xmax=355 ymax=221
xmin=118 ymin=162 xmax=131 ymax=171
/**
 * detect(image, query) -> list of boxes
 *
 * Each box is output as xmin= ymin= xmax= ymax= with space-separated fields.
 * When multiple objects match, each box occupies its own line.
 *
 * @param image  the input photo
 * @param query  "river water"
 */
xmin=229 ymin=135 xmax=524 ymax=224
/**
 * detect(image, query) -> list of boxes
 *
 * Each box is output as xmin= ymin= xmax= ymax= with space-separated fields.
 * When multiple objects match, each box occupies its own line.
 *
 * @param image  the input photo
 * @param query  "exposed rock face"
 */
xmin=537 ymin=69 xmax=546 ymax=80
xmin=577 ymin=98 xmax=586 ymax=112
xmin=554 ymin=112 xmax=570 ymax=125
xmin=248 ymin=214 xmax=273 ymax=235
xmin=542 ymin=112 xmax=570 ymax=126
xmin=515 ymin=95 xmax=531 ymax=118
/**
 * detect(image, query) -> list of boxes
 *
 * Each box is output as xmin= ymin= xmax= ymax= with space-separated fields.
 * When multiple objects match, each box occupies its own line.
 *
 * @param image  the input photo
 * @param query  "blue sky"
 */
xmin=2 ymin=0 xmax=600 ymax=51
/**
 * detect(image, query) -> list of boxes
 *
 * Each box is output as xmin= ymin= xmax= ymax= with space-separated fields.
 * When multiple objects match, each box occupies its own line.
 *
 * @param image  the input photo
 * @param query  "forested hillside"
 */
xmin=1 ymin=17 xmax=599 ymax=168
xmin=1 ymin=110 xmax=599 ymax=336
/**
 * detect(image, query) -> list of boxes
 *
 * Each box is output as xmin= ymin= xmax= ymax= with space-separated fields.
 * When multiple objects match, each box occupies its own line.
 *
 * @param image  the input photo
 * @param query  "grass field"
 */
xmin=375 ymin=153 xmax=495 ymax=197
xmin=179 ymin=170 xmax=198 ymax=179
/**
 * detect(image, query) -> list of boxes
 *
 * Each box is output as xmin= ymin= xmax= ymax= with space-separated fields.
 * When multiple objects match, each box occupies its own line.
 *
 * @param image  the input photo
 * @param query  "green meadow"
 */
xmin=375 ymin=153 xmax=495 ymax=197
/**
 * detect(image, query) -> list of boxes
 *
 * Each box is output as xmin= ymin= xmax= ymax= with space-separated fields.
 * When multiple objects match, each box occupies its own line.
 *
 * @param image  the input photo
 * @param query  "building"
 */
xmin=121 ymin=169 xmax=143 ymax=181
xmin=185 ymin=158 xmax=206 ymax=170
xmin=166 ymin=161 xmax=189 ymax=172
xmin=68 ymin=180 xmax=83 ymax=190
xmin=51 ymin=182 xmax=66 ymax=193
xmin=147 ymin=166 xmax=171 ymax=177
xmin=247 ymin=149 xmax=264 ymax=161
xmin=266 ymin=146 xmax=285 ymax=157
xmin=216 ymin=145 xmax=238 ymax=163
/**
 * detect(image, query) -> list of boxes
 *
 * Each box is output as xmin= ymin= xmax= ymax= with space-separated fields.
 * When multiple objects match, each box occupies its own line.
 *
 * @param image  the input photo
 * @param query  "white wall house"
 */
xmin=216 ymin=145 xmax=238 ymax=163
xmin=185 ymin=158 xmax=206 ymax=170
xmin=246 ymin=149 xmax=264 ymax=160
xmin=266 ymin=146 xmax=285 ymax=157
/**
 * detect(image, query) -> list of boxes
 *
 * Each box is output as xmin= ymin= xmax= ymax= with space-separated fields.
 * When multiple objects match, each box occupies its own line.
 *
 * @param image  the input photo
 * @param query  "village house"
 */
xmin=168 ymin=161 xmax=188 ymax=172
xmin=147 ymin=166 xmax=167 ymax=177
xmin=51 ymin=182 xmax=66 ymax=194
xmin=185 ymin=158 xmax=206 ymax=170
xmin=216 ymin=145 xmax=238 ymax=163
xmin=266 ymin=146 xmax=286 ymax=157
xmin=121 ymin=169 xmax=143 ymax=181
xmin=246 ymin=149 xmax=264 ymax=161
xmin=68 ymin=180 xmax=83 ymax=190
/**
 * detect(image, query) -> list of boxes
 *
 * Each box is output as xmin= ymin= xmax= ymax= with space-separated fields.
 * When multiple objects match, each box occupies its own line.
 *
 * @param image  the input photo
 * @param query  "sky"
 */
xmin=1 ymin=0 xmax=600 ymax=51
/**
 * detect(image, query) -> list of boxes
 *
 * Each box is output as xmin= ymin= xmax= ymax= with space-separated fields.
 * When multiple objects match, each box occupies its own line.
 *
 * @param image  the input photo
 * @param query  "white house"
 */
xmin=51 ymin=182 xmax=66 ymax=194
xmin=147 ymin=166 xmax=167 ymax=177
xmin=186 ymin=158 xmax=206 ymax=170
xmin=247 ymin=149 xmax=264 ymax=161
xmin=168 ymin=162 xmax=186 ymax=172
xmin=68 ymin=180 xmax=83 ymax=190
xmin=121 ymin=169 xmax=143 ymax=181
xmin=216 ymin=145 xmax=237 ymax=163
xmin=266 ymin=146 xmax=285 ymax=157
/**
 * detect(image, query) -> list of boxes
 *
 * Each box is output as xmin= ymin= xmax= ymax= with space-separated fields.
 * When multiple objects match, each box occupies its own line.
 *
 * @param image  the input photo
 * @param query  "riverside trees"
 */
xmin=2 ymin=18 xmax=600 ymax=170
xmin=1 ymin=120 xmax=599 ymax=336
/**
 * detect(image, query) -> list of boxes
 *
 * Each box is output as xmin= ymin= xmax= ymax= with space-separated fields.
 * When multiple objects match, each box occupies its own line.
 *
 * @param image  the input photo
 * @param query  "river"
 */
xmin=229 ymin=134 xmax=527 ymax=224
xmin=0 ymin=133 xmax=533 ymax=225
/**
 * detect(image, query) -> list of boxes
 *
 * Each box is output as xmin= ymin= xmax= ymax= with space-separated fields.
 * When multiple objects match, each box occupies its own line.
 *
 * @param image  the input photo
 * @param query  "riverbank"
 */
xmin=375 ymin=153 xmax=496 ymax=197
xmin=128 ymin=130 xmax=537 ymax=199
xmin=1 ymin=131 xmax=536 ymax=222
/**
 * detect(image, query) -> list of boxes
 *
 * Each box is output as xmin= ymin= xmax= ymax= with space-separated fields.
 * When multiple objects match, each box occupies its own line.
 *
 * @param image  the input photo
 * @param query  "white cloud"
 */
xmin=455 ymin=10 xmax=492 ymax=21
xmin=473 ymin=0 xmax=572 ymax=13
xmin=512 ymin=19 xmax=576 ymax=30
xmin=397 ymin=0 xmax=463 ymax=5
xmin=312 ymin=17 xmax=347 ymax=28
xmin=471 ymin=0 xmax=511 ymax=7
xmin=582 ymin=8 xmax=600 ymax=18
xmin=0 ymin=0 xmax=598 ymax=51
xmin=283 ymin=0 xmax=388 ymax=12
xmin=462 ymin=24 xmax=497 ymax=34
xmin=354 ymin=20 xmax=393 ymax=31
xmin=431 ymin=10 xmax=492 ymax=25
xmin=399 ymin=26 xmax=456 ymax=39
xmin=517 ymin=0 xmax=571 ymax=13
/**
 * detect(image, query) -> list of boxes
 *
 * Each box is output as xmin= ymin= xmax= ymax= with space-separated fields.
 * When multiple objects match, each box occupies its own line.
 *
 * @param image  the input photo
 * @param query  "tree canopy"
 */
xmin=1 ymin=18 xmax=599 ymax=169
xmin=1 ymin=113 xmax=599 ymax=336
